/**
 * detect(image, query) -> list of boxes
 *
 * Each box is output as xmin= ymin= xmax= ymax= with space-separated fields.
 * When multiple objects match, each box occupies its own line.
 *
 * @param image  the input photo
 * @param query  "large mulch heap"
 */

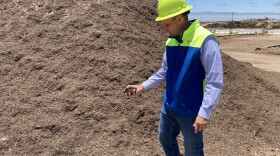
xmin=0 ymin=0 xmax=279 ymax=155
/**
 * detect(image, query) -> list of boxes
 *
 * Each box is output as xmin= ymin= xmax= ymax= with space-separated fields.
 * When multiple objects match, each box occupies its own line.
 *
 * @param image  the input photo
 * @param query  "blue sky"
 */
xmin=187 ymin=0 xmax=280 ymax=13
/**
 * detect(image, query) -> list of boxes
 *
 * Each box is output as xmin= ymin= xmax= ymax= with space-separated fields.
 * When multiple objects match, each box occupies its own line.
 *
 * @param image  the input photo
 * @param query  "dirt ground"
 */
xmin=0 ymin=0 xmax=279 ymax=156
xmin=220 ymin=35 xmax=280 ymax=72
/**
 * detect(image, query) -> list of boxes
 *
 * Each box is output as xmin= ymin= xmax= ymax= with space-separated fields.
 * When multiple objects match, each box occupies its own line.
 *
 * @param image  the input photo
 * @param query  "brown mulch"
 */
xmin=0 ymin=0 xmax=279 ymax=155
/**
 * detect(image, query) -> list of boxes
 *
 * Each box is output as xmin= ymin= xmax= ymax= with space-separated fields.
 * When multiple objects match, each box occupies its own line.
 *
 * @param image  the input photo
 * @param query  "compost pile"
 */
xmin=0 ymin=0 xmax=279 ymax=155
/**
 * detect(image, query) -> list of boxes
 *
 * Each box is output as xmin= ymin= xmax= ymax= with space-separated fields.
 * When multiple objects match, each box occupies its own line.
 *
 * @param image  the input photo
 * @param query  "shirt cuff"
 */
xmin=198 ymin=107 xmax=211 ymax=120
xmin=142 ymin=81 xmax=151 ymax=90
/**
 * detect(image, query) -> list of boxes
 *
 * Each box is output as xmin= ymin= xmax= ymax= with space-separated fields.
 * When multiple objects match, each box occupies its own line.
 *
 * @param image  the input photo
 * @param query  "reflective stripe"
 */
xmin=166 ymin=20 xmax=219 ymax=47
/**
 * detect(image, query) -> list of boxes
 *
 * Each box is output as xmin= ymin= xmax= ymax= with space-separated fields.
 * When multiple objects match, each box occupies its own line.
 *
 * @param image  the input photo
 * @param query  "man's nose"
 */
xmin=163 ymin=26 xmax=169 ymax=32
xmin=159 ymin=23 xmax=167 ymax=31
xmin=164 ymin=25 xmax=168 ymax=31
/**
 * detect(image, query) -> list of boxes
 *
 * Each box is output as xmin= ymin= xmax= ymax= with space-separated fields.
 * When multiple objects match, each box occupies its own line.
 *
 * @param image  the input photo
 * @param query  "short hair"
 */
xmin=172 ymin=10 xmax=190 ymax=21
xmin=182 ymin=11 xmax=190 ymax=20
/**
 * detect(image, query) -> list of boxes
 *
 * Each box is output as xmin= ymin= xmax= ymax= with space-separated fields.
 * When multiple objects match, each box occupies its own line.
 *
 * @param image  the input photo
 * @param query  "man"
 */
xmin=125 ymin=0 xmax=224 ymax=155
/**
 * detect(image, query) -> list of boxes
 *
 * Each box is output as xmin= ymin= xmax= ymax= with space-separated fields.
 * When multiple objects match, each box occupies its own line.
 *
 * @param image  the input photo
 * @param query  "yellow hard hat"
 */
xmin=155 ymin=0 xmax=193 ymax=22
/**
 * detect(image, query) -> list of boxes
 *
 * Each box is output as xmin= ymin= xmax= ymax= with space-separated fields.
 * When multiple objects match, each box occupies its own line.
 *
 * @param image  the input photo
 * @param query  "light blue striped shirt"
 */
xmin=142 ymin=36 xmax=224 ymax=119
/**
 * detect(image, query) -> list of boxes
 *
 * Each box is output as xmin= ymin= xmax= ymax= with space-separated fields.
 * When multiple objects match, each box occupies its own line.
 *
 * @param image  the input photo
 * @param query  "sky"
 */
xmin=187 ymin=0 xmax=280 ymax=13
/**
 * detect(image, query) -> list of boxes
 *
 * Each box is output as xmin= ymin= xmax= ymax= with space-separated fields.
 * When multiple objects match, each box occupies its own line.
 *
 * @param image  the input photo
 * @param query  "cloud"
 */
xmin=249 ymin=2 xmax=258 ymax=7
xmin=218 ymin=3 xmax=228 ymax=7
xmin=274 ymin=2 xmax=280 ymax=6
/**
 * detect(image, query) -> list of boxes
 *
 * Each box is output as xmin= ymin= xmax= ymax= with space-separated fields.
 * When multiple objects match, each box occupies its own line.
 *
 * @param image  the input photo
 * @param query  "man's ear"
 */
xmin=177 ymin=15 xmax=184 ymax=23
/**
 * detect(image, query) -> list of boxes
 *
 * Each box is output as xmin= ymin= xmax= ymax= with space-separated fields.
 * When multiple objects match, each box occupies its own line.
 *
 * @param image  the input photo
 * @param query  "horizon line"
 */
xmin=191 ymin=11 xmax=280 ymax=14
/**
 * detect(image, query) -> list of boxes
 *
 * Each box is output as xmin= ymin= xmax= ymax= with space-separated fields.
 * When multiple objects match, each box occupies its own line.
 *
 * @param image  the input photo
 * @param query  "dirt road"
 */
xmin=220 ymin=35 xmax=280 ymax=72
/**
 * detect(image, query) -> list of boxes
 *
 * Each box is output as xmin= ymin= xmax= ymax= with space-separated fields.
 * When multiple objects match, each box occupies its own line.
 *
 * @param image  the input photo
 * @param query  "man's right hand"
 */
xmin=124 ymin=84 xmax=144 ymax=98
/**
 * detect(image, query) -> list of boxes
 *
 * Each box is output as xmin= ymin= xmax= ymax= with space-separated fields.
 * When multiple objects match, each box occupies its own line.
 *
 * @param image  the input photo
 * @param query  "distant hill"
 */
xmin=190 ymin=12 xmax=280 ymax=22
xmin=204 ymin=20 xmax=280 ymax=29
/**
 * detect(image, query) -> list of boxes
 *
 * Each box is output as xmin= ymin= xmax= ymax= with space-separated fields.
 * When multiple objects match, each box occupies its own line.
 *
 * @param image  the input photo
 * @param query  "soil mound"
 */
xmin=0 ymin=0 xmax=279 ymax=155
xmin=255 ymin=47 xmax=280 ymax=55
xmin=206 ymin=53 xmax=280 ymax=155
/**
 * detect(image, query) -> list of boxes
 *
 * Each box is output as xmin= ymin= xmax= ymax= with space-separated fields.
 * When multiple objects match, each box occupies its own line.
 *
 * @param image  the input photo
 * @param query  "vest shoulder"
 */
xmin=197 ymin=26 xmax=220 ymax=44
xmin=165 ymin=26 xmax=218 ymax=47
xmin=197 ymin=26 xmax=213 ymax=36
xmin=182 ymin=26 xmax=217 ymax=48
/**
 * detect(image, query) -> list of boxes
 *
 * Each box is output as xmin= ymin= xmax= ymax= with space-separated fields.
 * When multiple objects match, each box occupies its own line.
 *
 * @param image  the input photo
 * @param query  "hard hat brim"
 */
xmin=155 ymin=5 xmax=193 ymax=22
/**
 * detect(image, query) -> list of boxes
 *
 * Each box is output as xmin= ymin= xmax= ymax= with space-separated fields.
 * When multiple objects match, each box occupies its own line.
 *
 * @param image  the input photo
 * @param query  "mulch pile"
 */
xmin=0 ymin=0 xmax=279 ymax=155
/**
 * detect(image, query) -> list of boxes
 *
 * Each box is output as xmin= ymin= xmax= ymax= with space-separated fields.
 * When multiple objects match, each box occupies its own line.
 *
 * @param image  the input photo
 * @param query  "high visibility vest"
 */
xmin=164 ymin=19 xmax=219 ymax=116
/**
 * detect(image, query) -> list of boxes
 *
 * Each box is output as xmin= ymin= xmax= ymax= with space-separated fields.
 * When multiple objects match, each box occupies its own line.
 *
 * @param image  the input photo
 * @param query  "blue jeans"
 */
xmin=159 ymin=107 xmax=204 ymax=156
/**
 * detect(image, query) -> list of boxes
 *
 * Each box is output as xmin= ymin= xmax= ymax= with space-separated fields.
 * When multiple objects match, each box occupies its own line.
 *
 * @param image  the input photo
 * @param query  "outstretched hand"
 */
xmin=124 ymin=84 xmax=144 ymax=98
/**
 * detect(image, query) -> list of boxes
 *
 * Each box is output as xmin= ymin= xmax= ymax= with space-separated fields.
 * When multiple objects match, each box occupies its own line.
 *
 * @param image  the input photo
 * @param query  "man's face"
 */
xmin=160 ymin=16 xmax=181 ymax=36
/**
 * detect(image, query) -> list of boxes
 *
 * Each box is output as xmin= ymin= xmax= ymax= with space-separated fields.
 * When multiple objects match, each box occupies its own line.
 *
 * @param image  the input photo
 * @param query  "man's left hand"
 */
xmin=193 ymin=116 xmax=208 ymax=133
